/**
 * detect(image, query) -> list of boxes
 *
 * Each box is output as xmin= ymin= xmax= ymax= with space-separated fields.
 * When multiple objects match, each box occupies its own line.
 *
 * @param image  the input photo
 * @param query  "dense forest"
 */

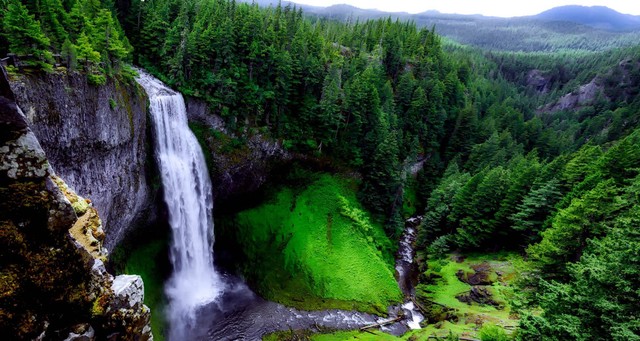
xmin=1 ymin=0 xmax=639 ymax=339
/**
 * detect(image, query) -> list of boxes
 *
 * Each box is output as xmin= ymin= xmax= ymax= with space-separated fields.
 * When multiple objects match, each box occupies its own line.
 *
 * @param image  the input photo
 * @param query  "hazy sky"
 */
xmin=287 ymin=0 xmax=640 ymax=17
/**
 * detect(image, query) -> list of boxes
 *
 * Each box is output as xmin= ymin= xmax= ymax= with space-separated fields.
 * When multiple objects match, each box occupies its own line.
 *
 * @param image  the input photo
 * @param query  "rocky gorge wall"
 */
xmin=0 ymin=67 xmax=151 ymax=340
xmin=185 ymin=97 xmax=290 ymax=202
xmin=8 ymin=71 xmax=158 ymax=250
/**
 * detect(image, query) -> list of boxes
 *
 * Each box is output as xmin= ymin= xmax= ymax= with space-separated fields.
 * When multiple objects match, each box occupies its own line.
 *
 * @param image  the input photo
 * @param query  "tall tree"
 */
xmin=2 ymin=0 xmax=52 ymax=68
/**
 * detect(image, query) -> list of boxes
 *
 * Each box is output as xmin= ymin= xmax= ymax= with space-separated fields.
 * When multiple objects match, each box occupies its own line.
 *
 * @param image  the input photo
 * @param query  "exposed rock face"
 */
xmin=541 ymin=78 xmax=606 ymax=113
xmin=0 ymin=68 xmax=151 ymax=340
xmin=456 ymin=286 xmax=501 ymax=308
xmin=185 ymin=96 xmax=290 ymax=201
xmin=455 ymin=262 xmax=497 ymax=286
xmin=526 ymin=69 xmax=552 ymax=93
xmin=8 ymin=72 xmax=157 ymax=250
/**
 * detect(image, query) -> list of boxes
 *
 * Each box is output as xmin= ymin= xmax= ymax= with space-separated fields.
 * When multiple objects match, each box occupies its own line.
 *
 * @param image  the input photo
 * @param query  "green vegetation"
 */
xmin=226 ymin=174 xmax=401 ymax=313
xmin=123 ymin=240 xmax=168 ymax=341
xmin=416 ymin=254 xmax=522 ymax=331
xmin=1 ymin=0 xmax=132 ymax=80
xmin=113 ymin=0 xmax=471 ymax=235
xmin=302 ymin=7 xmax=640 ymax=53
xmin=262 ymin=253 xmax=520 ymax=340
xmin=3 ymin=0 xmax=640 ymax=339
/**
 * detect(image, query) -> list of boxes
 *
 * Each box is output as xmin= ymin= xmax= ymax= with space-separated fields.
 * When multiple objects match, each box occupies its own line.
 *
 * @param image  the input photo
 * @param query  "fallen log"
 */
xmin=359 ymin=315 xmax=404 ymax=330
xmin=411 ymin=296 xmax=431 ymax=313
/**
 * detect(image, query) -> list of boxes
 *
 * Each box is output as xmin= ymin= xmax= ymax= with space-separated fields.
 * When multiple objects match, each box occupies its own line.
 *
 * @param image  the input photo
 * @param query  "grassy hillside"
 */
xmin=228 ymin=174 xmax=402 ymax=314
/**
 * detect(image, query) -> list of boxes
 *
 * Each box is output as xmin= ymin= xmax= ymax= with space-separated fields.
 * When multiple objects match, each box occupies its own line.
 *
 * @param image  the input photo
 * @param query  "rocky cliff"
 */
xmin=185 ymin=97 xmax=290 ymax=202
xmin=8 ymin=71 xmax=157 ymax=250
xmin=0 ymin=67 xmax=152 ymax=340
xmin=540 ymin=78 xmax=606 ymax=113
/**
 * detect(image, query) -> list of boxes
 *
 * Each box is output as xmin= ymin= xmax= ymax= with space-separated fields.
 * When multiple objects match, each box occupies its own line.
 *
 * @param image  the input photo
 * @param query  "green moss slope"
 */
xmin=234 ymin=174 xmax=401 ymax=313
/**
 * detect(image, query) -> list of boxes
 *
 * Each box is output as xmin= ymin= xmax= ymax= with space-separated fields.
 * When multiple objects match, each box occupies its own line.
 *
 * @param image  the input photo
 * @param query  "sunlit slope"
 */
xmin=234 ymin=174 xmax=402 ymax=313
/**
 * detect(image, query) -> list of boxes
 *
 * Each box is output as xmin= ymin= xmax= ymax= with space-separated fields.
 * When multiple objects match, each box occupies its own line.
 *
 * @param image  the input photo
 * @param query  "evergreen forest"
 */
xmin=1 ymin=0 xmax=639 ymax=340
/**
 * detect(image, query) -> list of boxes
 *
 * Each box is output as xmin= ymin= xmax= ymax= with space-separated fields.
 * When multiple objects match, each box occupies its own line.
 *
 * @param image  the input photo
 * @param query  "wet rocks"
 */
xmin=63 ymin=324 xmax=95 ymax=341
xmin=526 ymin=69 xmax=552 ymax=93
xmin=111 ymin=275 xmax=145 ymax=310
xmin=185 ymin=96 xmax=291 ymax=201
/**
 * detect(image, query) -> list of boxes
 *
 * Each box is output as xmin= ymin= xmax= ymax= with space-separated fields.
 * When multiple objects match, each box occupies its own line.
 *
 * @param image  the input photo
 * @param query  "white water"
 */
xmin=136 ymin=71 xmax=223 ymax=340
xmin=395 ymin=217 xmax=425 ymax=330
xmin=401 ymin=301 xmax=424 ymax=330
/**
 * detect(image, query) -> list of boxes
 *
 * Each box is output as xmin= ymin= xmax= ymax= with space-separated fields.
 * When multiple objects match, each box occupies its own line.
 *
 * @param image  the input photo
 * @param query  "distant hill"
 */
xmin=533 ymin=5 xmax=640 ymax=31
xmin=238 ymin=1 xmax=640 ymax=52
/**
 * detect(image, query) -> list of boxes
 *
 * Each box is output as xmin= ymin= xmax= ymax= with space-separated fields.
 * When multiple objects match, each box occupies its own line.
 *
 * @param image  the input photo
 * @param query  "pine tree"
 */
xmin=37 ymin=0 xmax=69 ymax=49
xmin=317 ymin=64 xmax=343 ymax=148
xmin=453 ymin=166 xmax=510 ymax=248
xmin=510 ymin=178 xmax=562 ymax=244
xmin=92 ymin=9 xmax=129 ymax=70
xmin=61 ymin=38 xmax=78 ymax=70
xmin=2 ymin=0 xmax=53 ymax=68
xmin=75 ymin=31 xmax=100 ymax=65
xmin=528 ymin=180 xmax=627 ymax=270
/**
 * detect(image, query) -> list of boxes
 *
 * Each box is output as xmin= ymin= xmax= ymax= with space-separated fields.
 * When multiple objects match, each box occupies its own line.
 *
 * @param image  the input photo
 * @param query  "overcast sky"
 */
xmin=287 ymin=0 xmax=640 ymax=17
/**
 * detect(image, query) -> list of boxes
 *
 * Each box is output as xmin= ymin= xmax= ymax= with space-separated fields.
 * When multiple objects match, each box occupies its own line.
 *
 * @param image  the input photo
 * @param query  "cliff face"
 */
xmin=540 ymin=78 xmax=606 ymax=113
xmin=0 ymin=68 xmax=152 ymax=340
xmin=8 ymin=72 xmax=157 ymax=250
xmin=185 ymin=97 xmax=290 ymax=202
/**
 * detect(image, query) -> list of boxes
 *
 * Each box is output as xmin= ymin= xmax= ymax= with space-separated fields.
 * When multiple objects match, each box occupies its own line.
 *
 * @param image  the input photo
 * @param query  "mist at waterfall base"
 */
xmin=136 ymin=71 xmax=224 ymax=340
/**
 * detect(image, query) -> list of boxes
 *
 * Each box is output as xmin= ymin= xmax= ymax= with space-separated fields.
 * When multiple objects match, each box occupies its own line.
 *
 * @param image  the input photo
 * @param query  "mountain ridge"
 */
xmin=236 ymin=2 xmax=640 ymax=52
xmin=532 ymin=5 xmax=640 ymax=31
xmin=243 ymin=1 xmax=640 ymax=32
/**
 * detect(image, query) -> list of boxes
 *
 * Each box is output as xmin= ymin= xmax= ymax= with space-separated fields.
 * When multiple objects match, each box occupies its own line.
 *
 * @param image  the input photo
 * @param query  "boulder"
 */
xmin=456 ymin=286 xmax=502 ymax=308
xmin=456 ymin=262 xmax=497 ymax=285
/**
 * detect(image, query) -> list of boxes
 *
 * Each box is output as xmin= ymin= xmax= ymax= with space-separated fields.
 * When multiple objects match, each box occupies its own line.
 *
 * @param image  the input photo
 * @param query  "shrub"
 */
xmin=479 ymin=323 xmax=509 ymax=341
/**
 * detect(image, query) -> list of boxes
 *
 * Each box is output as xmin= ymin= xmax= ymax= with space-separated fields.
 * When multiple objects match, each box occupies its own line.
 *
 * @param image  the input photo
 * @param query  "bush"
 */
xmin=88 ymin=72 xmax=106 ymax=86
xmin=479 ymin=323 xmax=509 ymax=341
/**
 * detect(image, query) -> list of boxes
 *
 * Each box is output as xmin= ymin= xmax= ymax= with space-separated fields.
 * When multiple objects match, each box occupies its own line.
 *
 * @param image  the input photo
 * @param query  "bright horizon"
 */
xmin=286 ymin=0 xmax=640 ymax=17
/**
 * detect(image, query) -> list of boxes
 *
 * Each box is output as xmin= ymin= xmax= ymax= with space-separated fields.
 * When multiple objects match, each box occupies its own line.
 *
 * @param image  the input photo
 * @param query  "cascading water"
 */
xmin=395 ymin=216 xmax=424 ymax=330
xmin=136 ymin=71 xmax=223 ymax=340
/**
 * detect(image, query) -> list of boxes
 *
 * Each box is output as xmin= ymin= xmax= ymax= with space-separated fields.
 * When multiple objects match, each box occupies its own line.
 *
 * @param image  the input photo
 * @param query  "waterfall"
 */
xmin=136 ymin=71 xmax=223 ymax=339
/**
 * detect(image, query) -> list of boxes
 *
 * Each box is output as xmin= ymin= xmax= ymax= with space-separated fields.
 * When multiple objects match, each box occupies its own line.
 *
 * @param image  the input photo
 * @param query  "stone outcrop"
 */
xmin=8 ymin=71 xmax=157 ymax=250
xmin=540 ymin=78 xmax=606 ymax=113
xmin=456 ymin=286 xmax=502 ymax=308
xmin=526 ymin=69 xmax=552 ymax=94
xmin=455 ymin=262 xmax=497 ymax=286
xmin=0 ymin=67 xmax=151 ymax=340
xmin=185 ymin=96 xmax=290 ymax=201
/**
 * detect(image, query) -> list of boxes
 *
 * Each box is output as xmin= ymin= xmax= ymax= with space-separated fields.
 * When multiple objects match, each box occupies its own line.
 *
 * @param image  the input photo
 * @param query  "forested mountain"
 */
xmin=2 ymin=0 xmax=640 ymax=339
xmin=242 ymin=1 xmax=640 ymax=52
